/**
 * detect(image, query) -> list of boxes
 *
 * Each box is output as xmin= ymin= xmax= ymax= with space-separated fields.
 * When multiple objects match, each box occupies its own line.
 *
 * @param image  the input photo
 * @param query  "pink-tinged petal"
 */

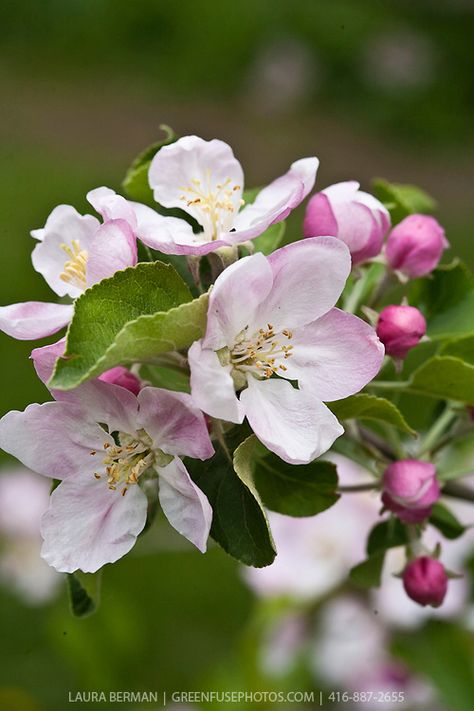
xmin=86 ymin=186 xmax=137 ymax=229
xmin=230 ymin=157 xmax=319 ymax=242
xmin=58 ymin=380 xmax=140 ymax=436
xmin=131 ymin=202 xmax=212 ymax=255
xmin=31 ymin=339 xmax=140 ymax=433
xmin=137 ymin=386 xmax=214 ymax=460
xmin=303 ymin=192 xmax=338 ymax=238
xmin=189 ymin=340 xmax=245 ymax=424
xmin=252 ymin=237 xmax=351 ymax=333
xmin=330 ymin=199 xmax=382 ymax=263
xmin=0 ymin=402 xmax=113 ymax=480
xmin=149 ymin=136 xmax=244 ymax=234
xmin=0 ymin=302 xmax=73 ymax=340
xmin=355 ymin=189 xmax=390 ymax=234
xmin=40 ymin=475 xmax=147 ymax=573
xmin=283 ymin=308 xmax=385 ymax=400
xmin=203 ymin=252 xmax=273 ymax=350
xmin=85 ymin=219 xmax=137 ymax=286
xmin=157 ymin=457 xmax=212 ymax=553
xmin=31 ymin=206 xmax=100 ymax=298
xmin=241 ymin=377 xmax=344 ymax=465
xmin=31 ymin=337 xmax=66 ymax=383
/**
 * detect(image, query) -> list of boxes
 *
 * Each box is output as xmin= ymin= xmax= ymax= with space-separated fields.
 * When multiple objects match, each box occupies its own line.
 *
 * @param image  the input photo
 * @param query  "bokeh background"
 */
xmin=1 ymin=2 xmax=473 ymax=710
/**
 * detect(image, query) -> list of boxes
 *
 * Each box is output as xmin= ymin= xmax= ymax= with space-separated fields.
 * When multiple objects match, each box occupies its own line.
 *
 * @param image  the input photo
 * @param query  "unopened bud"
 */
xmin=382 ymin=460 xmax=439 ymax=523
xmin=386 ymin=214 xmax=449 ymax=278
xmin=99 ymin=366 xmax=141 ymax=395
xmin=303 ymin=181 xmax=390 ymax=264
xmin=403 ymin=556 xmax=448 ymax=608
xmin=376 ymin=305 xmax=426 ymax=359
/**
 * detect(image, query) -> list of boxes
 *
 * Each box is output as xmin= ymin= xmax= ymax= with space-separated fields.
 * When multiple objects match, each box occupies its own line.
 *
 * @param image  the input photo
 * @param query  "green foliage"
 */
xmin=409 ymin=356 xmax=474 ymax=403
xmin=252 ymin=221 xmax=286 ymax=255
xmin=328 ymin=393 xmax=415 ymax=434
xmin=187 ymin=430 xmax=276 ymax=568
xmin=413 ymin=261 xmax=474 ymax=340
xmin=392 ymin=621 xmax=474 ymax=711
xmin=372 ymin=178 xmax=437 ymax=224
xmin=349 ymin=552 xmax=385 ymax=588
xmin=67 ymin=571 xmax=101 ymax=618
xmin=429 ymin=502 xmax=467 ymax=540
xmin=253 ymin=452 xmax=339 ymax=517
xmin=122 ymin=125 xmax=176 ymax=204
xmin=366 ymin=519 xmax=409 ymax=556
xmin=437 ymin=433 xmax=474 ymax=481
xmin=49 ymin=263 xmax=208 ymax=390
xmin=441 ymin=335 xmax=474 ymax=364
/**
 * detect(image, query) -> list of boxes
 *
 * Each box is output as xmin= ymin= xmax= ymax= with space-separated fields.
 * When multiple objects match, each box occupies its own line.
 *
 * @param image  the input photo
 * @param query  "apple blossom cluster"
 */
xmin=0 ymin=130 xmax=472 ymax=617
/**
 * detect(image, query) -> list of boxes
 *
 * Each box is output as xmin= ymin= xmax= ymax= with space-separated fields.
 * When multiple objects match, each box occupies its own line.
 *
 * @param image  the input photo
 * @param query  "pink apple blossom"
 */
xmin=303 ymin=181 xmax=390 ymax=264
xmin=0 ymin=380 xmax=214 ymax=573
xmin=0 ymin=198 xmax=137 ymax=341
xmin=188 ymin=237 xmax=384 ymax=464
xmin=98 ymin=366 xmax=142 ymax=395
xmin=143 ymin=135 xmax=318 ymax=255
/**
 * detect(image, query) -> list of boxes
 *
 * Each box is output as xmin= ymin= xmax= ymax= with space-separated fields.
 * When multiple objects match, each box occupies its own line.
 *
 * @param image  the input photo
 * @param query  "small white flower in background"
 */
xmin=189 ymin=239 xmax=384 ymax=464
xmin=0 ymin=468 xmax=61 ymax=605
xmin=311 ymin=596 xmax=436 ymax=710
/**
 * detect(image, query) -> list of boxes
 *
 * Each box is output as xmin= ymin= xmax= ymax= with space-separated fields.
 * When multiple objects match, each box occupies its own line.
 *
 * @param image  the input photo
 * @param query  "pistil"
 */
xmin=230 ymin=323 xmax=294 ymax=379
xmin=179 ymin=171 xmax=243 ymax=241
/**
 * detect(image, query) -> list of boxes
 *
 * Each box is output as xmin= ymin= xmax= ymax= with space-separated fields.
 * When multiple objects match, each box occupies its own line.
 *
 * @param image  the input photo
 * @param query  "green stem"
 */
xmin=344 ymin=274 xmax=367 ymax=314
xmin=443 ymin=481 xmax=474 ymax=504
xmin=418 ymin=406 xmax=457 ymax=458
xmin=368 ymin=380 xmax=410 ymax=391
xmin=338 ymin=483 xmax=380 ymax=493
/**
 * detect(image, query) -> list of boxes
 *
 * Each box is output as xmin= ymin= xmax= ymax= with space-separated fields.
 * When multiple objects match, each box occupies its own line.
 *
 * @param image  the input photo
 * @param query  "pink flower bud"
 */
xmin=386 ymin=214 xmax=449 ymax=278
xmin=98 ymin=366 xmax=141 ymax=395
xmin=382 ymin=460 xmax=439 ymax=523
xmin=303 ymin=181 xmax=390 ymax=264
xmin=376 ymin=305 xmax=426 ymax=359
xmin=403 ymin=557 xmax=448 ymax=608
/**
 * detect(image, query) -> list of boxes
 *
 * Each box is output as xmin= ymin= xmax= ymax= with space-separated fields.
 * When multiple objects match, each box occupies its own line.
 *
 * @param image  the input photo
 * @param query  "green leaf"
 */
xmin=349 ymin=552 xmax=385 ymax=588
xmin=429 ymin=502 xmax=467 ymax=540
xmin=252 ymin=452 xmax=339 ymax=517
xmin=372 ymin=178 xmax=436 ymax=224
xmin=140 ymin=364 xmax=190 ymax=393
xmin=49 ymin=262 xmax=207 ymax=390
xmin=122 ymin=125 xmax=176 ymax=204
xmin=413 ymin=261 xmax=474 ymax=340
xmin=409 ymin=356 xmax=474 ymax=403
xmin=441 ymin=335 xmax=474 ymax=365
xmin=437 ymin=433 xmax=474 ymax=481
xmin=252 ymin=221 xmax=286 ymax=256
xmin=392 ymin=621 xmax=474 ymax=711
xmin=367 ymin=518 xmax=409 ymax=556
xmin=67 ymin=571 xmax=101 ymax=618
xmin=328 ymin=393 xmax=416 ymax=435
xmin=187 ymin=430 xmax=276 ymax=568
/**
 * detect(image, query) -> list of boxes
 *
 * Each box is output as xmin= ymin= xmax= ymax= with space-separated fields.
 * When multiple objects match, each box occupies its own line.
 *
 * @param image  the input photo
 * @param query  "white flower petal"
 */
xmin=189 ymin=340 xmax=245 ymax=424
xmin=0 ymin=302 xmax=73 ymax=340
xmin=158 ymin=457 xmax=212 ymax=553
xmin=40 ymin=475 xmax=147 ymax=573
xmin=240 ymin=376 xmax=343 ymax=464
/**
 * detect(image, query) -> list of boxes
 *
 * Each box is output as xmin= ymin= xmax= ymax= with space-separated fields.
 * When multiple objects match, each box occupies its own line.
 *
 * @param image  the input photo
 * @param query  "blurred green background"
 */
xmin=1 ymin=1 xmax=473 ymax=709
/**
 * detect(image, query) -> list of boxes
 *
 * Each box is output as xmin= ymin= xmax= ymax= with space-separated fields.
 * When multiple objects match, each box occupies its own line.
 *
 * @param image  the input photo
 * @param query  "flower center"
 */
xmin=179 ymin=170 xmax=244 ymax=241
xmin=230 ymin=323 xmax=294 ymax=379
xmin=91 ymin=431 xmax=155 ymax=497
xmin=59 ymin=240 xmax=88 ymax=290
